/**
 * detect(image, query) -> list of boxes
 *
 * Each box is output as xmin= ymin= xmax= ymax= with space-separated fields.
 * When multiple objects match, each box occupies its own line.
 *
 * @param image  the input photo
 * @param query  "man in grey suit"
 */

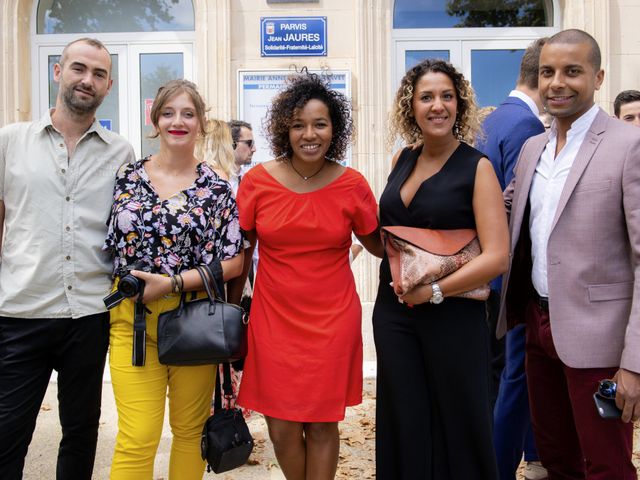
xmin=498 ymin=29 xmax=640 ymax=478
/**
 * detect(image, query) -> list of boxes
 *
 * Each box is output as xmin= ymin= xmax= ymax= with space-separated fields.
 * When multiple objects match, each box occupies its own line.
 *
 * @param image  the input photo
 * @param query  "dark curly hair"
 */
xmin=388 ymin=59 xmax=479 ymax=147
xmin=264 ymin=72 xmax=353 ymax=161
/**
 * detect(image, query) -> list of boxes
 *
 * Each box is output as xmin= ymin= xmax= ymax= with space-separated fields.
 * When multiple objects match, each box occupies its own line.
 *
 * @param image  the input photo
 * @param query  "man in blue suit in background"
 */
xmin=476 ymin=37 xmax=548 ymax=480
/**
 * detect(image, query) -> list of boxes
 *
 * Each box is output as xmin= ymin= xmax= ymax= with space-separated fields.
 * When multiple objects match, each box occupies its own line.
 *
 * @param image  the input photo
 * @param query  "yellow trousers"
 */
xmin=109 ymin=290 xmax=216 ymax=480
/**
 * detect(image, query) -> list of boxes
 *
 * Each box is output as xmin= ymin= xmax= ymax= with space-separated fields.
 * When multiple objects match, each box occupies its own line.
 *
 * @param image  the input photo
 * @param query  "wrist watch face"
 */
xmin=430 ymin=284 xmax=443 ymax=304
xmin=431 ymin=293 xmax=444 ymax=304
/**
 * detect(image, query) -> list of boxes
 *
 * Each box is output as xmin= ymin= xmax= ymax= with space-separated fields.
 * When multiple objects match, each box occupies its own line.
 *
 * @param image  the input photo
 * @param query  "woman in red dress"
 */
xmin=231 ymin=72 xmax=381 ymax=479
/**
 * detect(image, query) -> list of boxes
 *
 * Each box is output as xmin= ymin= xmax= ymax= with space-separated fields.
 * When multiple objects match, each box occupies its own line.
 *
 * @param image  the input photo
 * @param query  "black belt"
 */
xmin=532 ymin=291 xmax=549 ymax=312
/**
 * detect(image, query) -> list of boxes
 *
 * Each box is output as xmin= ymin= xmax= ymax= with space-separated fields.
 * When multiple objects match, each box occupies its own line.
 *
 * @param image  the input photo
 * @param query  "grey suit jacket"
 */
xmin=498 ymin=108 xmax=640 ymax=372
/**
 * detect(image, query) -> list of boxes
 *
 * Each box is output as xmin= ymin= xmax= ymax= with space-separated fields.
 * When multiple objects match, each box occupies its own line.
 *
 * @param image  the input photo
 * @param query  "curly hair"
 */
xmin=388 ymin=59 xmax=480 ymax=148
xmin=264 ymin=72 xmax=353 ymax=161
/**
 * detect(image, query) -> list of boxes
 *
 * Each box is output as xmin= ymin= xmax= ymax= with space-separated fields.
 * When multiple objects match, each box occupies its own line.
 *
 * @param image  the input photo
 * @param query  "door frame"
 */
xmin=392 ymin=26 xmax=558 ymax=88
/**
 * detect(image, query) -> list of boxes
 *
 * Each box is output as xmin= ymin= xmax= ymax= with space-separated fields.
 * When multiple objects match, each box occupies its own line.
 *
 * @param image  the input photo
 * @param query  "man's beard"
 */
xmin=61 ymin=83 xmax=104 ymax=115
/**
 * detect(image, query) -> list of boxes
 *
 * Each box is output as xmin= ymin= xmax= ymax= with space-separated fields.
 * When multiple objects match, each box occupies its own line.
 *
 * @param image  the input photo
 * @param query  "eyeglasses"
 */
xmin=598 ymin=379 xmax=617 ymax=399
xmin=235 ymin=139 xmax=254 ymax=148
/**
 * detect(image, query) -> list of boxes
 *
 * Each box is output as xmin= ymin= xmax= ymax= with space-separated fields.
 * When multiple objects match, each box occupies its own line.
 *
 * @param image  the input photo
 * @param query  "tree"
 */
xmin=43 ymin=0 xmax=190 ymax=34
xmin=446 ymin=0 xmax=547 ymax=28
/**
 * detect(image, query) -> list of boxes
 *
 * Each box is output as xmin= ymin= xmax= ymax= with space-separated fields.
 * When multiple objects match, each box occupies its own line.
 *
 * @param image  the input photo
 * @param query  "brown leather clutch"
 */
xmin=381 ymin=226 xmax=490 ymax=301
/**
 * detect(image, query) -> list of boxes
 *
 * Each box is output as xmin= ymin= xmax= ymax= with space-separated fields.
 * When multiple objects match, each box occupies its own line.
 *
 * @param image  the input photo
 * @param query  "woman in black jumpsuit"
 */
xmin=373 ymin=59 xmax=509 ymax=479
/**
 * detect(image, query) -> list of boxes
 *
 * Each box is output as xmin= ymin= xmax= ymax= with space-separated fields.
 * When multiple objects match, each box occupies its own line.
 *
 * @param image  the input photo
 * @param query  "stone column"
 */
xmin=196 ymin=0 xmax=232 ymax=119
xmin=0 ymin=0 xmax=32 ymax=126
xmin=352 ymin=0 xmax=392 ymax=304
xmin=560 ymin=0 xmax=611 ymax=109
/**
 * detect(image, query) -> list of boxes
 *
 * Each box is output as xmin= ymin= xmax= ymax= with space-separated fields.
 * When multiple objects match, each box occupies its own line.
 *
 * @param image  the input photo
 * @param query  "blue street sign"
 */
xmin=261 ymin=17 xmax=327 ymax=57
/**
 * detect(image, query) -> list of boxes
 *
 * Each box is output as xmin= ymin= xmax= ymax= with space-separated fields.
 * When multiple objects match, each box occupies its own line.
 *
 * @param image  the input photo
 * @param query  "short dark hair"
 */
xmin=517 ymin=37 xmax=547 ymax=89
xmin=546 ymin=29 xmax=601 ymax=71
xmin=264 ymin=71 xmax=353 ymax=161
xmin=614 ymin=90 xmax=640 ymax=117
xmin=227 ymin=120 xmax=252 ymax=143
xmin=60 ymin=37 xmax=112 ymax=75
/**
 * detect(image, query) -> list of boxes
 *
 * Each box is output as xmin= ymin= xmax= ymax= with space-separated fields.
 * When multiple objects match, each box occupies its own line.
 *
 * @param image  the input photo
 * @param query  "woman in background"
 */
xmin=373 ymin=59 xmax=509 ymax=479
xmin=196 ymin=118 xmax=236 ymax=181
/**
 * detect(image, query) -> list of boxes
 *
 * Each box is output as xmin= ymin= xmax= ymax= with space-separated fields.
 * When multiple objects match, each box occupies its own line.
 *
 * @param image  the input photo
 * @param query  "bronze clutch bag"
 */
xmin=381 ymin=226 xmax=490 ymax=301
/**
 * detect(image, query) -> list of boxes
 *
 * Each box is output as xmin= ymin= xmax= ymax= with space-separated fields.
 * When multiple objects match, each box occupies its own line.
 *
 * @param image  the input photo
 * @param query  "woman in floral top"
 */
xmin=103 ymin=79 xmax=243 ymax=480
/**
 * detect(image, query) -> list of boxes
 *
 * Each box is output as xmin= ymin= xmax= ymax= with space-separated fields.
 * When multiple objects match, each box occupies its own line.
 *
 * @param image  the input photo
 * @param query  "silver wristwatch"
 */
xmin=430 ymin=282 xmax=444 ymax=304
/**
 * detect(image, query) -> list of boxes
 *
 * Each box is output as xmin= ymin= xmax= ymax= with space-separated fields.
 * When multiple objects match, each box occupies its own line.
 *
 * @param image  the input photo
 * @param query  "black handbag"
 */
xmin=201 ymin=362 xmax=254 ymax=473
xmin=157 ymin=264 xmax=248 ymax=366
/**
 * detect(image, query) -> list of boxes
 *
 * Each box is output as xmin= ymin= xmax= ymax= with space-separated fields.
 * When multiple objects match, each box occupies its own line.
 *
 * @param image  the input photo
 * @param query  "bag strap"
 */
xmin=195 ymin=263 xmax=227 ymax=302
xmin=195 ymin=265 xmax=213 ymax=299
xmin=214 ymin=363 xmax=235 ymax=411
xmin=204 ymin=260 xmax=225 ymax=300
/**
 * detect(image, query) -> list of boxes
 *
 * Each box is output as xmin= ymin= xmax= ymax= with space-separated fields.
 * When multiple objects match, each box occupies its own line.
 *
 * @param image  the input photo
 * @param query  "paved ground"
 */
xmin=21 ymin=300 xmax=640 ymax=478
xmin=22 ymin=375 xmax=640 ymax=479
xmin=24 ymin=302 xmax=379 ymax=480
xmin=24 ymin=378 xmax=377 ymax=480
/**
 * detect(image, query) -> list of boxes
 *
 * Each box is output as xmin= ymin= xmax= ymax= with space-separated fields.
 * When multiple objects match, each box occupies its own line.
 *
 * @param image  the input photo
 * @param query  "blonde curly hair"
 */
xmin=196 ymin=119 xmax=236 ymax=180
xmin=388 ymin=59 xmax=480 ymax=149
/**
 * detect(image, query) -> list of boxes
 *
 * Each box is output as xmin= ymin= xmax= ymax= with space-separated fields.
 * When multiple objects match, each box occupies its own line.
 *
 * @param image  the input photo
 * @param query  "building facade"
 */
xmin=1 ymin=0 xmax=638 ymax=304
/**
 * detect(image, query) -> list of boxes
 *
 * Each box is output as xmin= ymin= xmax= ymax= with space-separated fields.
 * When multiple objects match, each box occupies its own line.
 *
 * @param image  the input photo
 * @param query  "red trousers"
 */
xmin=525 ymin=299 xmax=636 ymax=480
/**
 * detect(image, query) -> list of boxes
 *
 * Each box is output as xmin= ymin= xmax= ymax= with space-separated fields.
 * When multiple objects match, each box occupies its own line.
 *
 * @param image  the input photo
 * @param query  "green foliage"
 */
xmin=446 ymin=0 xmax=547 ymax=28
xmin=42 ymin=0 xmax=189 ymax=34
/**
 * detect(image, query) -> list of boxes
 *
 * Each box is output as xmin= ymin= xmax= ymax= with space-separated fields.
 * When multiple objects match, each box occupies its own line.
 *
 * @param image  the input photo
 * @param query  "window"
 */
xmin=37 ymin=0 xmax=194 ymax=34
xmin=392 ymin=1 xmax=558 ymax=108
xmin=33 ymin=0 xmax=196 ymax=158
xmin=394 ymin=0 xmax=552 ymax=29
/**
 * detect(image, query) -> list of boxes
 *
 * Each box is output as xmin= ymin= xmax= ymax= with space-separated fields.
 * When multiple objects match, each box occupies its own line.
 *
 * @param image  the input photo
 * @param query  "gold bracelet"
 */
xmin=176 ymin=273 xmax=184 ymax=292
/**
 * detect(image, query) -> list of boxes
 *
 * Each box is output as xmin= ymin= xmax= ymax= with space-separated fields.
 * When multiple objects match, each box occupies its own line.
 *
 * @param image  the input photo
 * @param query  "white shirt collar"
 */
xmin=547 ymin=103 xmax=600 ymax=142
xmin=509 ymin=90 xmax=539 ymax=117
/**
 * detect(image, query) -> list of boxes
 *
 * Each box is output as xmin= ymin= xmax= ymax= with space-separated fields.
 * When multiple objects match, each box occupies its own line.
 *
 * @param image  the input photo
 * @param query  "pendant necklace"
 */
xmin=289 ymin=158 xmax=326 ymax=181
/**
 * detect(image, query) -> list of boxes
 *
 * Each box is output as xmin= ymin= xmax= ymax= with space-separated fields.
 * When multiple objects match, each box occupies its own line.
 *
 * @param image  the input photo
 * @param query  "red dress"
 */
xmin=235 ymin=164 xmax=378 ymax=422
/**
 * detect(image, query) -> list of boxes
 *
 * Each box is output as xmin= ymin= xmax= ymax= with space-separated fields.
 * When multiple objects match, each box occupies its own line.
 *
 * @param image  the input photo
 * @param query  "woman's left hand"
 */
xmin=129 ymin=270 xmax=172 ymax=304
xmin=398 ymin=283 xmax=432 ymax=306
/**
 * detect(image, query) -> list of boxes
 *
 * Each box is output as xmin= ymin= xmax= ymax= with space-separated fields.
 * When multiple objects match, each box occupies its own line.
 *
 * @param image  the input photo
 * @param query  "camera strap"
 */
xmin=132 ymin=283 xmax=147 ymax=367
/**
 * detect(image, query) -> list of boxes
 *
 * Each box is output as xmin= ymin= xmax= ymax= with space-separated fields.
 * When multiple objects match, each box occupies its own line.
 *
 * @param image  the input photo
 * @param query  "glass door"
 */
xmin=462 ymin=40 xmax=532 ymax=107
xmin=128 ymin=43 xmax=193 ymax=158
xmin=395 ymin=40 xmax=461 ymax=88
xmin=37 ymin=43 xmax=193 ymax=158
xmin=395 ymin=39 xmax=534 ymax=109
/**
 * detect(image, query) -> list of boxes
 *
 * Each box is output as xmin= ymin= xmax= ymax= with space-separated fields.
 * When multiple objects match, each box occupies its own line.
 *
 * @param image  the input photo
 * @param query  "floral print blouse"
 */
xmin=103 ymin=158 xmax=242 ymax=277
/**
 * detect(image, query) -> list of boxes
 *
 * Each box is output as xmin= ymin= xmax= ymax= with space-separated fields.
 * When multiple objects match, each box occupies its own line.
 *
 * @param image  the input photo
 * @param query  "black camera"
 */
xmin=118 ymin=263 xmax=146 ymax=298
xmin=104 ymin=261 xmax=146 ymax=309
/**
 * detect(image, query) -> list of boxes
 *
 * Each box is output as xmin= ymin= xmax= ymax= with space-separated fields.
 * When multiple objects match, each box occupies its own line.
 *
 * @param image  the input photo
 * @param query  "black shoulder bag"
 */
xmin=157 ymin=263 xmax=248 ymax=366
xmin=201 ymin=362 xmax=254 ymax=473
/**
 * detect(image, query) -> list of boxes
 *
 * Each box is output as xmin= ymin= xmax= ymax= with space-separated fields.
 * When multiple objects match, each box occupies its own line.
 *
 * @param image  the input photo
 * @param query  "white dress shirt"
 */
xmin=0 ymin=110 xmax=135 ymax=318
xmin=529 ymin=104 xmax=599 ymax=297
xmin=509 ymin=89 xmax=540 ymax=117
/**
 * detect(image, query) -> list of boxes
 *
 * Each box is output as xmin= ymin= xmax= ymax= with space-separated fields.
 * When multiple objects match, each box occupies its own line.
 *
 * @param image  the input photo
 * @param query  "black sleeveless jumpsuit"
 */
xmin=373 ymin=143 xmax=498 ymax=479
